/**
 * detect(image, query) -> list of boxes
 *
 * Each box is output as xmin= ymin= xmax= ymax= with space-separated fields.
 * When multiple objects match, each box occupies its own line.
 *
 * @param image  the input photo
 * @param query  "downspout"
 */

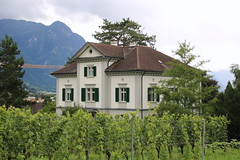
xmin=140 ymin=71 xmax=146 ymax=119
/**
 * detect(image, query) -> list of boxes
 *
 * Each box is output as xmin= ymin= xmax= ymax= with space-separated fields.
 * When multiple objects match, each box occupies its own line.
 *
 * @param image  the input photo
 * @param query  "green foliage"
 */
xmin=93 ymin=18 xmax=156 ymax=48
xmin=206 ymin=139 xmax=240 ymax=153
xmin=62 ymin=105 xmax=84 ymax=116
xmin=215 ymin=65 xmax=240 ymax=140
xmin=65 ymin=57 xmax=74 ymax=66
xmin=0 ymin=35 xmax=28 ymax=108
xmin=40 ymin=101 xmax=56 ymax=114
xmin=230 ymin=64 xmax=240 ymax=87
xmin=204 ymin=147 xmax=240 ymax=160
xmin=0 ymin=107 xmax=230 ymax=160
xmin=205 ymin=116 xmax=229 ymax=143
xmin=156 ymin=41 xmax=217 ymax=115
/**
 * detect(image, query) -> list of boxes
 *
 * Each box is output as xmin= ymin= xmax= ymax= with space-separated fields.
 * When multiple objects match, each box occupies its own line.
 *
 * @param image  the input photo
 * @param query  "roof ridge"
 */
xmin=89 ymin=42 xmax=123 ymax=48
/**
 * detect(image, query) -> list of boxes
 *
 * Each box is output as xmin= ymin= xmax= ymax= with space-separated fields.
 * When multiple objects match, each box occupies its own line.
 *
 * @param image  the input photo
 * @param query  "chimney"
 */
xmin=110 ymin=40 xmax=118 ymax=46
xmin=129 ymin=42 xmax=137 ymax=47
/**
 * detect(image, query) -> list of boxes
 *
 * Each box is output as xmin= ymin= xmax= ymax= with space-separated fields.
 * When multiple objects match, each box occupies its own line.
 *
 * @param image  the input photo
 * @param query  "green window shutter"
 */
xmin=62 ymin=88 xmax=66 ymax=101
xmin=148 ymin=88 xmax=151 ymax=101
xmin=157 ymin=93 xmax=160 ymax=102
xmin=84 ymin=67 xmax=87 ymax=77
xmin=81 ymin=88 xmax=86 ymax=102
xmin=70 ymin=88 xmax=74 ymax=101
xmin=95 ymin=88 xmax=99 ymax=102
xmin=115 ymin=88 xmax=119 ymax=102
xmin=126 ymin=88 xmax=130 ymax=102
xmin=93 ymin=66 xmax=97 ymax=76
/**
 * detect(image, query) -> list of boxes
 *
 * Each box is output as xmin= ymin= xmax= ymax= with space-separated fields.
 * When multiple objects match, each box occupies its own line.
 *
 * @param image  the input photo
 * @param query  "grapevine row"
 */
xmin=0 ymin=106 xmax=229 ymax=160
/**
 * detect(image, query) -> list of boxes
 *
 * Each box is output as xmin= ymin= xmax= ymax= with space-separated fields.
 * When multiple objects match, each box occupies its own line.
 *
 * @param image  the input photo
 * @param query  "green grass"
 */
xmin=205 ymin=148 xmax=240 ymax=160
xmin=83 ymin=148 xmax=240 ymax=160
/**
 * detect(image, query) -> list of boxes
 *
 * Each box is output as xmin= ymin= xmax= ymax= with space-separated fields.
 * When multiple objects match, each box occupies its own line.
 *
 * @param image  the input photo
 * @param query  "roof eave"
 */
xmin=51 ymin=72 xmax=77 ymax=76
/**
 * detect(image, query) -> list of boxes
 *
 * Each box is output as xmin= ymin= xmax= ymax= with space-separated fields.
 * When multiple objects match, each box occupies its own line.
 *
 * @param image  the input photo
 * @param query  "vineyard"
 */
xmin=0 ymin=106 xmax=233 ymax=160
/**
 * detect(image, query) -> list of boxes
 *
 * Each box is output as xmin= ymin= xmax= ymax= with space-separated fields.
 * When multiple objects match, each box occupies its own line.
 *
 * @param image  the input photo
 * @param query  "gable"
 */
xmin=72 ymin=43 xmax=104 ymax=60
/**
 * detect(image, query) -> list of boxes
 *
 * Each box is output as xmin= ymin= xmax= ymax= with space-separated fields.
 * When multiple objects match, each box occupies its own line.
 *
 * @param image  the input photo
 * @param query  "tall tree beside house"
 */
xmin=93 ymin=18 xmax=156 ymax=48
xmin=215 ymin=65 xmax=240 ymax=140
xmin=156 ymin=41 xmax=216 ymax=115
xmin=0 ymin=35 xmax=28 ymax=108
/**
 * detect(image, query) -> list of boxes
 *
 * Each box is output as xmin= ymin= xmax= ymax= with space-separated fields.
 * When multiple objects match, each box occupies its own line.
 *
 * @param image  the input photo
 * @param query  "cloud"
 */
xmin=0 ymin=0 xmax=49 ymax=20
xmin=0 ymin=0 xmax=240 ymax=71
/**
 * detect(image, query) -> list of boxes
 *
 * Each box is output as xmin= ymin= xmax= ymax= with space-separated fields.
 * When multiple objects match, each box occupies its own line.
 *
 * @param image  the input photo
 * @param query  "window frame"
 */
xmin=84 ymin=65 xmax=96 ymax=77
xmin=62 ymin=88 xmax=74 ymax=102
xmin=148 ymin=87 xmax=160 ymax=102
xmin=115 ymin=87 xmax=130 ymax=103
xmin=86 ymin=88 xmax=95 ymax=102
xmin=120 ymin=88 xmax=127 ymax=102
xmin=81 ymin=87 xmax=99 ymax=102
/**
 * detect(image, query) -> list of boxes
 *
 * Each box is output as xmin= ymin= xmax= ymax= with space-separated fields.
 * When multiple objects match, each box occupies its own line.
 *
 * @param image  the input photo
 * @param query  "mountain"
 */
xmin=0 ymin=19 xmax=86 ymax=92
xmin=211 ymin=70 xmax=234 ymax=92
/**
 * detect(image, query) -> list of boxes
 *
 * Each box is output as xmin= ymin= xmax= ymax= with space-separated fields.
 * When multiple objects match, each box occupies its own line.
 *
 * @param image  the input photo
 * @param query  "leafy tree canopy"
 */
xmin=0 ymin=35 xmax=28 ymax=108
xmin=93 ymin=18 xmax=156 ymax=48
xmin=156 ymin=41 xmax=216 ymax=115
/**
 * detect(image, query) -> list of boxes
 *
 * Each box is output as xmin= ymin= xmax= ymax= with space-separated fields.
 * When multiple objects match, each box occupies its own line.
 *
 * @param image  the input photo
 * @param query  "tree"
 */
xmin=0 ymin=35 xmax=28 ymax=108
xmin=93 ymin=18 xmax=156 ymax=48
xmin=215 ymin=65 xmax=240 ymax=140
xmin=156 ymin=41 xmax=216 ymax=115
xmin=230 ymin=64 xmax=240 ymax=87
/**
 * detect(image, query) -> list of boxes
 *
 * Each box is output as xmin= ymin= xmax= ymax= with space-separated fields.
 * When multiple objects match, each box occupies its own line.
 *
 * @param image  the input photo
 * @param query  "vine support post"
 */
xmin=202 ymin=118 xmax=206 ymax=160
xmin=131 ymin=118 xmax=134 ymax=160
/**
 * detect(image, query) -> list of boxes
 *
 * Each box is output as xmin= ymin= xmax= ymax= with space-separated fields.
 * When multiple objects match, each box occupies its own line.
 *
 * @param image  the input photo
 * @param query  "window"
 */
xmin=62 ymin=88 xmax=74 ymax=101
xmin=115 ymin=87 xmax=130 ymax=102
xmin=84 ymin=66 xmax=96 ymax=77
xmin=148 ymin=88 xmax=160 ymax=102
xmin=81 ymin=88 xmax=99 ymax=102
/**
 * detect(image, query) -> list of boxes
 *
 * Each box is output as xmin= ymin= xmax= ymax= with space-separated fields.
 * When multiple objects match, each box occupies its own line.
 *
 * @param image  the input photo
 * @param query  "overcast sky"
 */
xmin=0 ymin=0 xmax=240 ymax=71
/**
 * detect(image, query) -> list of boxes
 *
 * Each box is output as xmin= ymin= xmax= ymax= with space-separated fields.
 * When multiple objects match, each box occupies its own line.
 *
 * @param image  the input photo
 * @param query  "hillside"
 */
xmin=0 ymin=19 xmax=85 ymax=92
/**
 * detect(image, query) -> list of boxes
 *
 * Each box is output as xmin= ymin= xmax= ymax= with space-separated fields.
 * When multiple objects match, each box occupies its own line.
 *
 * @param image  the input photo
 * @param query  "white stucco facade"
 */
xmin=53 ymin=42 xmax=173 ymax=117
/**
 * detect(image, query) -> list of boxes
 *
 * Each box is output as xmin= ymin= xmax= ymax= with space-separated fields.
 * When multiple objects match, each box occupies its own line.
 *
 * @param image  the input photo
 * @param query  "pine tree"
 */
xmin=93 ymin=18 xmax=156 ymax=48
xmin=0 ymin=35 xmax=28 ymax=108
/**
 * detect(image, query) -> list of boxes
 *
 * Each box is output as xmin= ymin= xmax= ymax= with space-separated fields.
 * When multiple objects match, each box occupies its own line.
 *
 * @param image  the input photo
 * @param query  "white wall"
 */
xmin=142 ymin=75 xmax=170 ymax=109
xmin=78 ymin=60 xmax=109 ymax=109
xmin=56 ymin=76 xmax=77 ymax=115
xmin=109 ymin=75 xmax=139 ymax=109
xmin=55 ymin=42 xmax=171 ymax=117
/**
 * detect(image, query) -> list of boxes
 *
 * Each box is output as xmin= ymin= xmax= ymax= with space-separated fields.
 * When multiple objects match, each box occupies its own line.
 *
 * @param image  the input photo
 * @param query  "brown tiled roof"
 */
xmin=51 ymin=43 xmax=174 ymax=76
xmin=105 ymin=45 xmax=173 ymax=72
xmin=89 ymin=42 xmax=124 ymax=58
xmin=51 ymin=62 xmax=77 ymax=75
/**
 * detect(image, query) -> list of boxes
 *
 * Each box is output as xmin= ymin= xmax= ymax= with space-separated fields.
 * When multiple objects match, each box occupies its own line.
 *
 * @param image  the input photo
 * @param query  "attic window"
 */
xmin=89 ymin=49 xmax=92 ymax=54
xmin=158 ymin=60 xmax=163 ymax=64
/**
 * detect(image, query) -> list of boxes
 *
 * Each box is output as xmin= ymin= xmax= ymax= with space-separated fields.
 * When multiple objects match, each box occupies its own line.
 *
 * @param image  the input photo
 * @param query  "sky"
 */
xmin=0 ymin=0 xmax=240 ymax=72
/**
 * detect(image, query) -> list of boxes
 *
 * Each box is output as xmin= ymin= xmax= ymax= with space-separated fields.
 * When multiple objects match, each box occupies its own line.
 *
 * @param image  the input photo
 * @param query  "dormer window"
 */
xmin=84 ymin=65 xmax=97 ymax=77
